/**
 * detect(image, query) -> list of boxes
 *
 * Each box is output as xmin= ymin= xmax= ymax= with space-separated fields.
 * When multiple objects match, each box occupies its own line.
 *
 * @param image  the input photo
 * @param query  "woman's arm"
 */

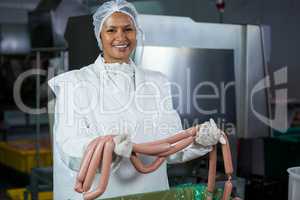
xmin=159 ymin=110 xmax=212 ymax=164
xmin=49 ymin=72 xmax=95 ymax=171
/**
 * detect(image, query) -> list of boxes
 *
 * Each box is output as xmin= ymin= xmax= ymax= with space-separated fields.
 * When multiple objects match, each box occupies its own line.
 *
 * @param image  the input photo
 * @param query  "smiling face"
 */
xmin=100 ymin=12 xmax=137 ymax=63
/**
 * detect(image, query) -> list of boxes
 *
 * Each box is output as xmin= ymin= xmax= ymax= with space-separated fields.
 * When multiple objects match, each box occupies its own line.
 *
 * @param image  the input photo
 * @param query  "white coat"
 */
xmin=48 ymin=55 xmax=211 ymax=200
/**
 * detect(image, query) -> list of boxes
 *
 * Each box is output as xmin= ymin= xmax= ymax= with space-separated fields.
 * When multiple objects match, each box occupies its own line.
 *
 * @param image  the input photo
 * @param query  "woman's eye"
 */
xmin=125 ymin=28 xmax=133 ymax=32
xmin=107 ymin=29 xmax=115 ymax=32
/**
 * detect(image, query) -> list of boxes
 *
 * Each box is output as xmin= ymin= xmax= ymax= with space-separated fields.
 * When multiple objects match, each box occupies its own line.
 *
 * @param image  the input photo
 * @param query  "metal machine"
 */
xmin=135 ymin=14 xmax=271 ymax=139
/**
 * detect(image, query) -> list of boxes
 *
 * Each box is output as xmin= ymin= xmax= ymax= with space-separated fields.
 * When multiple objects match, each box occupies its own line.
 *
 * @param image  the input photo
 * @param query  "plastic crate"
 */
xmin=105 ymin=184 xmax=230 ymax=200
xmin=6 ymin=188 xmax=52 ymax=200
xmin=287 ymin=167 xmax=300 ymax=200
xmin=0 ymin=139 xmax=52 ymax=173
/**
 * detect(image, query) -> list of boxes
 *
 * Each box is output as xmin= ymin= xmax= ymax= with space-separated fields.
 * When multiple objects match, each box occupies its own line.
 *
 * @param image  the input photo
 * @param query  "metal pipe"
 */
xmin=35 ymin=51 xmax=41 ymax=167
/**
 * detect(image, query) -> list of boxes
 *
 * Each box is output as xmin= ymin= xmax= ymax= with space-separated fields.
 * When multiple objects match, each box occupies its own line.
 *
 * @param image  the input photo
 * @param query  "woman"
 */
xmin=48 ymin=1 xmax=220 ymax=199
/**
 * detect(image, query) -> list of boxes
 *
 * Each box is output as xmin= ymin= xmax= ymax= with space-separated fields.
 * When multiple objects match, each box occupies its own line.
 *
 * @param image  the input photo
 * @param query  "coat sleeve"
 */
xmin=157 ymin=74 xmax=212 ymax=164
xmin=48 ymin=71 xmax=95 ymax=171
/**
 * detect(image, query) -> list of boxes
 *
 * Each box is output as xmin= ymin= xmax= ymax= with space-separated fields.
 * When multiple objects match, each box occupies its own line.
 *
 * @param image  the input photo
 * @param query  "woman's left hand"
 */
xmin=195 ymin=118 xmax=226 ymax=146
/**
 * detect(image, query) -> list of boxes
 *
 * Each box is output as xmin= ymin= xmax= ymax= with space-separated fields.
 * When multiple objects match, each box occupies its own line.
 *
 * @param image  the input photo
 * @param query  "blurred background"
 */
xmin=0 ymin=0 xmax=299 ymax=200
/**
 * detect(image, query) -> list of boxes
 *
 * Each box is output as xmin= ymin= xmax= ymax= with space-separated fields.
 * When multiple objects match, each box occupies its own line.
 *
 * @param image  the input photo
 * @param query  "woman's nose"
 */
xmin=115 ymin=30 xmax=126 ymax=40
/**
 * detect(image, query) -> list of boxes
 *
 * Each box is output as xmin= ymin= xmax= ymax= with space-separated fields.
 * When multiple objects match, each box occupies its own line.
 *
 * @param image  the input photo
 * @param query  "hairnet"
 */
xmin=92 ymin=0 xmax=140 ymax=50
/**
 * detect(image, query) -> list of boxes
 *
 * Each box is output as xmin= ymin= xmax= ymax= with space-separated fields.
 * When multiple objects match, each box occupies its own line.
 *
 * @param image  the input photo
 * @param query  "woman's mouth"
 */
xmin=112 ymin=44 xmax=130 ymax=52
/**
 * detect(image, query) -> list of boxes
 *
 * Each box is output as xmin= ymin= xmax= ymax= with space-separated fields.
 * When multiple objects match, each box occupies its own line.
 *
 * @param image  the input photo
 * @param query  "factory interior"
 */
xmin=0 ymin=0 xmax=300 ymax=200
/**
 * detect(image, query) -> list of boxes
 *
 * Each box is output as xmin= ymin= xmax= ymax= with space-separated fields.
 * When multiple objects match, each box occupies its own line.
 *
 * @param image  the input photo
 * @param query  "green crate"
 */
xmin=105 ymin=184 xmax=229 ymax=200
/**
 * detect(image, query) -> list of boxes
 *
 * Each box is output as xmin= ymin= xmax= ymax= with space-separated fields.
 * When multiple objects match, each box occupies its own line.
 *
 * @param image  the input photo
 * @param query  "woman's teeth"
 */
xmin=114 ymin=44 xmax=128 ymax=48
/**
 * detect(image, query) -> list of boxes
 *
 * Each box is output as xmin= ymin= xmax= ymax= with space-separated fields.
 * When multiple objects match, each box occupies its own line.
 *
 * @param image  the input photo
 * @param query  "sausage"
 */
xmin=84 ymin=139 xmax=115 ymax=200
xmin=130 ymin=153 xmax=166 ymax=174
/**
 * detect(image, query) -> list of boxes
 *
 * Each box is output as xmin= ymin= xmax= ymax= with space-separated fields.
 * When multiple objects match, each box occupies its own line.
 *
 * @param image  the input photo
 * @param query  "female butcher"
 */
xmin=48 ymin=0 xmax=226 ymax=199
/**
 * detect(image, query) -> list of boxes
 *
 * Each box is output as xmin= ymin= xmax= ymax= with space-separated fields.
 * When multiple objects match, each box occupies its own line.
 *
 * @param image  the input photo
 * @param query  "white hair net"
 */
xmin=92 ymin=0 xmax=141 ymax=50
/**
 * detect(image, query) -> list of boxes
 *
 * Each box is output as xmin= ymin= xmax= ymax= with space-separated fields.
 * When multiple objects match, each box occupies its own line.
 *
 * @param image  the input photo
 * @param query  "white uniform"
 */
xmin=48 ymin=55 xmax=211 ymax=200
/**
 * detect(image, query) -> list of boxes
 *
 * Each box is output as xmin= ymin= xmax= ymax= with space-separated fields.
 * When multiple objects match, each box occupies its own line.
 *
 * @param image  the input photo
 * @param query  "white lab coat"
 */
xmin=48 ymin=55 xmax=211 ymax=200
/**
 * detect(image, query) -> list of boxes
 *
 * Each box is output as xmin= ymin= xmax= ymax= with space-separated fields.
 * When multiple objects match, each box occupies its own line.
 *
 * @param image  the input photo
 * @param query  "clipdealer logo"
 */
xmin=13 ymin=66 xmax=289 ymax=134
xmin=250 ymin=67 xmax=288 ymax=132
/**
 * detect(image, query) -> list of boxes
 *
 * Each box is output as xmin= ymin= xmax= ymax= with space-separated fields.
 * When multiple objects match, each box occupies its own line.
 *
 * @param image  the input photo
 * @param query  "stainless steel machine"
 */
xmin=135 ymin=14 xmax=271 ymax=139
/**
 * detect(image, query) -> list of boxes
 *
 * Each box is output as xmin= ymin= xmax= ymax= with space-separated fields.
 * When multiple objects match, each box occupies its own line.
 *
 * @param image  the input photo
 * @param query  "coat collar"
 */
xmin=92 ymin=54 xmax=146 ymax=91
